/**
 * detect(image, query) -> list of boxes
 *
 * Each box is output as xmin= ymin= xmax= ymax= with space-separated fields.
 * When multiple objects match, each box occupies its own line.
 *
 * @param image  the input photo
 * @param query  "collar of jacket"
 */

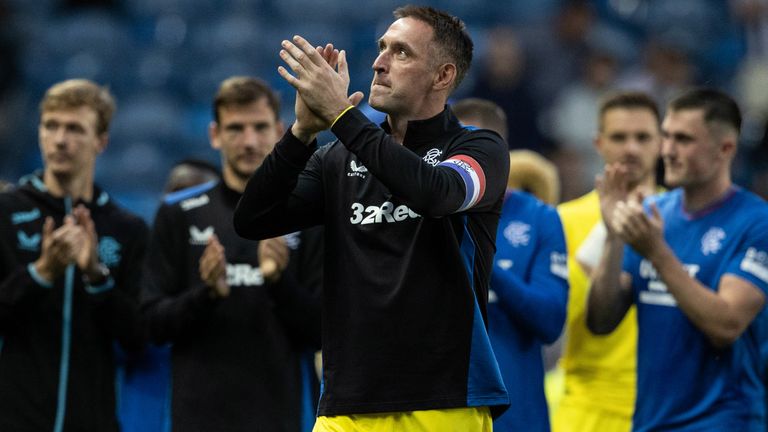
xmin=18 ymin=170 xmax=111 ymax=213
xmin=379 ymin=105 xmax=464 ymax=150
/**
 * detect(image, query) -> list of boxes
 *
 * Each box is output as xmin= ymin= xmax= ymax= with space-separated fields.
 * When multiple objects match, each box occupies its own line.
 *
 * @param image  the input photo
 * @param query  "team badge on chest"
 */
xmin=701 ymin=227 xmax=725 ymax=256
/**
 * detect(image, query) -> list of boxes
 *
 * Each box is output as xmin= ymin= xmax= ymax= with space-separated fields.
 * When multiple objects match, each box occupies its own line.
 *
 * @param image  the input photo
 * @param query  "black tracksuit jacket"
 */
xmin=234 ymin=107 xmax=511 ymax=417
xmin=142 ymin=180 xmax=322 ymax=432
xmin=0 ymin=173 xmax=148 ymax=431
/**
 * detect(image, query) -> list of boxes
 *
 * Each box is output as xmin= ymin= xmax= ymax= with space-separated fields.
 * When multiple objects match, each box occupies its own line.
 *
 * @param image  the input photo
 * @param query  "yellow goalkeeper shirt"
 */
xmin=555 ymin=190 xmax=636 ymax=416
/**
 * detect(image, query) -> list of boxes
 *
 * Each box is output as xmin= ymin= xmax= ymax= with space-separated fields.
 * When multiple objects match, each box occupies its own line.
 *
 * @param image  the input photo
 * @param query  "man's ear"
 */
xmin=209 ymin=121 xmax=220 ymax=150
xmin=720 ymin=136 xmax=737 ymax=160
xmin=593 ymin=134 xmax=604 ymax=157
xmin=433 ymin=63 xmax=457 ymax=91
xmin=97 ymin=133 xmax=109 ymax=154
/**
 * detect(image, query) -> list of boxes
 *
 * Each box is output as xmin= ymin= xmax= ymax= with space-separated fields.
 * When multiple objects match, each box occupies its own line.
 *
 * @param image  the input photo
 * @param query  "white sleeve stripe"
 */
xmin=741 ymin=258 xmax=768 ymax=284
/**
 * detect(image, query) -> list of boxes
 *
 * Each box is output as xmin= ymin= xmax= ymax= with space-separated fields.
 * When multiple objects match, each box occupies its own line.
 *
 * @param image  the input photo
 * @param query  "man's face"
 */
xmin=596 ymin=107 xmax=660 ymax=187
xmin=369 ymin=17 xmax=439 ymax=116
xmin=661 ymin=109 xmax=723 ymax=189
xmin=39 ymin=106 xmax=105 ymax=179
xmin=210 ymin=98 xmax=283 ymax=181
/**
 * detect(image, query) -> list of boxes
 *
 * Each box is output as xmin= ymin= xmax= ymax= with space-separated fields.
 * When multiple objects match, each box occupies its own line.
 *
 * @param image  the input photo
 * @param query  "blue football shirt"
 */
xmin=489 ymin=191 xmax=568 ymax=431
xmin=624 ymin=187 xmax=768 ymax=431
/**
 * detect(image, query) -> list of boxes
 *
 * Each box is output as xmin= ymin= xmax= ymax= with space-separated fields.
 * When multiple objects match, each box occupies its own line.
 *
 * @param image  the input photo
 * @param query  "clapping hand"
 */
xmin=596 ymin=163 xmax=631 ymax=236
xmin=278 ymin=35 xmax=364 ymax=141
xmin=258 ymin=236 xmax=289 ymax=283
xmin=612 ymin=193 xmax=664 ymax=259
xmin=34 ymin=205 xmax=102 ymax=283
xmin=199 ymin=234 xmax=229 ymax=298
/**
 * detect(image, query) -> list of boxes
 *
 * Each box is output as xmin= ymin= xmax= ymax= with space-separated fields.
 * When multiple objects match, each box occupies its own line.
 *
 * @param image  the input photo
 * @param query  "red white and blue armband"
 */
xmin=438 ymin=155 xmax=487 ymax=212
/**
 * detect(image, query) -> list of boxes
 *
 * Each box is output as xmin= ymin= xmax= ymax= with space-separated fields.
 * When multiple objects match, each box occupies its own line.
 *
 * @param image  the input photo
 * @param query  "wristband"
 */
xmin=331 ymin=105 xmax=355 ymax=127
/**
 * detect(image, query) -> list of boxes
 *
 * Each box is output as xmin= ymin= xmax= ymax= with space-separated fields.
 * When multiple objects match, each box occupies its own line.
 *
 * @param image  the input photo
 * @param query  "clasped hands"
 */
xmin=199 ymin=235 xmax=290 ymax=299
xmin=278 ymin=35 xmax=364 ymax=142
xmin=596 ymin=163 xmax=664 ymax=258
xmin=34 ymin=204 xmax=106 ymax=284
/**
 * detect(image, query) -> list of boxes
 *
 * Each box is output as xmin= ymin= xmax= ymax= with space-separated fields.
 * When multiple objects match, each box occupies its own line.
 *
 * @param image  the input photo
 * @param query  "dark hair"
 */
xmin=40 ymin=79 xmax=116 ymax=135
xmin=667 ymin=88 xmax=741 ymax=134
xmin=452 ymin=98 xmax=508 ymax=139
xmin=598 ymin=91 xmax=659 ymax=131
xmin=212 ymin=76 xmax=280 ymax=123
xmin=164 ymin=158 xmax=221 ymax=194
xmin=173 ymin=158 xmax=220 ymax=176
xmin=393 ymin=5 xmax=473 ymax=90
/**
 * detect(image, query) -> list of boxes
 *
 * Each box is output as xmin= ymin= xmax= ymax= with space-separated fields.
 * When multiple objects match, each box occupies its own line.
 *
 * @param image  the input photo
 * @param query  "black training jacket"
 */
xmin=234 ymin=106 xmax=511 ymax=417
xmin=0 ymin=172 xmax=148 ymax=431
xmin=142 ymin=180 xmax=322 ymax=432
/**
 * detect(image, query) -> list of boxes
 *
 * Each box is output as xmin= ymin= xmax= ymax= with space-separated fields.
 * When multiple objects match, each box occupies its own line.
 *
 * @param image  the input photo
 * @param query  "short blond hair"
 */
xmin=507 ymin=150 xmax=560 ymax=205
xmin=40 ymin=79 xmax=116 ymax=135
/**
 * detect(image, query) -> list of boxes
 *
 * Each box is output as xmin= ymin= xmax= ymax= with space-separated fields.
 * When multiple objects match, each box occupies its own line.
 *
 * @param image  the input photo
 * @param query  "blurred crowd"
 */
xmin=0 ymin=0 xmax=767 ymax=220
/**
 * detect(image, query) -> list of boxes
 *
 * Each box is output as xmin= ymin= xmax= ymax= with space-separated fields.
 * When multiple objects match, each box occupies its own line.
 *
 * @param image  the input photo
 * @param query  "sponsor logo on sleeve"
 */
xmin=741 ymin=247 xmax=768 ymax=284
xmin=550 ymin=252 xmax=568 ymax=279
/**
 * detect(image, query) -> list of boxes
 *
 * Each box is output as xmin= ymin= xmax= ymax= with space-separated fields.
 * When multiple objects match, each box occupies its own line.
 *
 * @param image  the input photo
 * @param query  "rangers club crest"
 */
xmin=701 ymin=227 xmax=725 ymax=256
xmin=422 ymin=148 xmax=442 ymax=166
